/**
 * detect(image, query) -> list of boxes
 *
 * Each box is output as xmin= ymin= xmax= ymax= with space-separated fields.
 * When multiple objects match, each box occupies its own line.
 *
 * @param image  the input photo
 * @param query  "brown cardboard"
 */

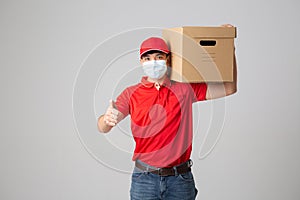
xmin=162 ymin=26 xmax=236 ymax=82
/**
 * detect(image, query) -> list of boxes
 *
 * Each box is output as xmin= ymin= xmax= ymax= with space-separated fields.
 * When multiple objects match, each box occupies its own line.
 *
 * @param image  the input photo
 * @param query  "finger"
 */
xmin=105 ymin=109 xmax=118 ymax=124
xmin=104 ymin=114 xmax=117 ymax=123
xmin=110 ymin=113 xmax=118 ymax=120
xmin=106 ymin=121 xmax=116 ymax=126
xmin=104 ymin=117 xmax=117 ymax=126
xmin=221 ymin=24 xmax=233 ymax=27
xmin=111 ymin=108 xmax=119 ymax=116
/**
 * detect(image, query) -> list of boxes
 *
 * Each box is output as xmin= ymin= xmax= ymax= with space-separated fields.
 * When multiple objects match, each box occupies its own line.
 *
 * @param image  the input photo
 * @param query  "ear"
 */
xmin=166 ymin=54 xmax=171 ymax=67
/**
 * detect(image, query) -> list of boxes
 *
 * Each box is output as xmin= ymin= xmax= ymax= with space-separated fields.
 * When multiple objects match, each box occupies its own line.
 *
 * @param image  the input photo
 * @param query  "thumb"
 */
xmin=109 ymin=99 xmax=116 ymax=109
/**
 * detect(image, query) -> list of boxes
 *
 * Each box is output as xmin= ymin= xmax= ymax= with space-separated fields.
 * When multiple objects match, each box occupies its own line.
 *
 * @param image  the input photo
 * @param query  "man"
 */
xmin=98 ymin=24 xmax=237 ymax=200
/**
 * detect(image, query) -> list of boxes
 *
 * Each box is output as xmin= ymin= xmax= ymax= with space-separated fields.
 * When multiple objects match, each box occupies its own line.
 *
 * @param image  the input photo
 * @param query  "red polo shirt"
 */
xmin=115 ymin=76 xmax=207 ymax=168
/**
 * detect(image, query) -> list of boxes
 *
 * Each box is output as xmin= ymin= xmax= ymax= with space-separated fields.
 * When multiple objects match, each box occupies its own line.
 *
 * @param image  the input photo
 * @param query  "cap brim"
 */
xmin=140 ymin=49 xmax=170 ymax=58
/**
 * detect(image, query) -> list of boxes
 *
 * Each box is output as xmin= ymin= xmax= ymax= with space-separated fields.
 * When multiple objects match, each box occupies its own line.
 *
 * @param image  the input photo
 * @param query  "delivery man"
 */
xmin=98 ymin=24 xmax=237 ymax=200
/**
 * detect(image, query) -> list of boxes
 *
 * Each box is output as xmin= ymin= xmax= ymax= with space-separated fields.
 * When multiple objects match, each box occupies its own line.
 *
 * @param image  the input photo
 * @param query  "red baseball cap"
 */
xmin=140 ymin=37 xmax=170 ymax=58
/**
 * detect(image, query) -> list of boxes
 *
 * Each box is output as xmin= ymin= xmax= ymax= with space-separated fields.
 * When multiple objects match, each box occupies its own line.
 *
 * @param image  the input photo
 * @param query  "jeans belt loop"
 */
xmin=146 ymin=166 xmax=149 ymax=173
xmin=173 ymin=166 xmax=178 ymax=176
xmin=158 ymin=168 xmax=162 ymax=176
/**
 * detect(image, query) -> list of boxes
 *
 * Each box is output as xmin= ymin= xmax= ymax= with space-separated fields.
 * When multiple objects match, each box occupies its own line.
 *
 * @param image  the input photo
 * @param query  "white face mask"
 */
xmin=142 ymin=60 xmax=167 ymax=79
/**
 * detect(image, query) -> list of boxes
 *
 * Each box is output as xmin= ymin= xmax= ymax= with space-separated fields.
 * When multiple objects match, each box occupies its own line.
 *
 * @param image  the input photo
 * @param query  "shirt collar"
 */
xmin=141 ymin=76 xmax=172 ymax=88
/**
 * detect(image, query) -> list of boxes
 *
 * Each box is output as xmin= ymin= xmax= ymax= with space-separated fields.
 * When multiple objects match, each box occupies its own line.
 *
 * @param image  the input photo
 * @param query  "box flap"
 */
xmin=181 ymin=26 xmax=236 ymax=38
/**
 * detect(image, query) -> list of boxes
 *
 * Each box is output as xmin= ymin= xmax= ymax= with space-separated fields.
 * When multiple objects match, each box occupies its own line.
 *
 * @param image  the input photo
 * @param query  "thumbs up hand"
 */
xmin=104 ymin=100 xmax=120 ymax=127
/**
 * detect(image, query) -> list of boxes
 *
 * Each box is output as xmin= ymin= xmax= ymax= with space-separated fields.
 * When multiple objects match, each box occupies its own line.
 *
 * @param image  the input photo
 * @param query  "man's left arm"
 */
xmin=206 ymin=53 xmax=237 ymax=100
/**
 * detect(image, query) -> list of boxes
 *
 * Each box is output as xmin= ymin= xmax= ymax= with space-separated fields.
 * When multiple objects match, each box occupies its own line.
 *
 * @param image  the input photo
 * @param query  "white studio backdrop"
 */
xmin=0 ymin=0 xmax=299 ymax=199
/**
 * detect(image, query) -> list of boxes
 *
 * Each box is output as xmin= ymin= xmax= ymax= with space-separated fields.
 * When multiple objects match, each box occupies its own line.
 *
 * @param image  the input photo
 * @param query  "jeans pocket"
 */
xmin=131 ymin=172 xmax=145 ymax=181
xmin=178 ymin=171 xmax=194 ymax=182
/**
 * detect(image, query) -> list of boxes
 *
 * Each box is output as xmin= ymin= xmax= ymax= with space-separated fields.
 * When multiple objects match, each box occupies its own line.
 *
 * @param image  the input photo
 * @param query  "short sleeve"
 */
xmin=189 ymin=83 xmax=207 ymax=102
xmin=115 ymin=88 xmax=130 ymax=117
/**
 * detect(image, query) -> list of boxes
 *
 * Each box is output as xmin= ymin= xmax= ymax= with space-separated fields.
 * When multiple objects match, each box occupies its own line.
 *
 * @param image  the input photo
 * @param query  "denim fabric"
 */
xmin=130 ymin=166 xmax=198 ymax=200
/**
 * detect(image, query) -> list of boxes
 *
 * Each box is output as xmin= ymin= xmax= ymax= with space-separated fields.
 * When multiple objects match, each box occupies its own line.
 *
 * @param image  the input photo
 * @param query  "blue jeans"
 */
xmin=130 ymin=162 xmax=198 ymax=200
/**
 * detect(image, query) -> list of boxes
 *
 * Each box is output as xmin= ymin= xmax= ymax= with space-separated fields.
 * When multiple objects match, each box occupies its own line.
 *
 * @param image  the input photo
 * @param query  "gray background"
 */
xmin=1 ymin=0 xmax=300 ymax=199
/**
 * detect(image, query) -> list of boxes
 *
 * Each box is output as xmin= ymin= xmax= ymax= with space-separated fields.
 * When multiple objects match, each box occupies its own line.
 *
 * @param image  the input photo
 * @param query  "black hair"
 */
xmin=141 ymin=50 xmax=169 ymax=58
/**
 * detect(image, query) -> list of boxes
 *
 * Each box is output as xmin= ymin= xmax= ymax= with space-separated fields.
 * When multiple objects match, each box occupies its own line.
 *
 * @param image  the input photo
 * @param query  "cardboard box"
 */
xmin=162 ymin=26 xmax=236 ymax=82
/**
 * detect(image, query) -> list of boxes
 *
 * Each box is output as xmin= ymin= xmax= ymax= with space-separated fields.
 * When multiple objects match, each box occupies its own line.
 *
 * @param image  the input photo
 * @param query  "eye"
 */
xmin=157 ymin=55 xmax=164 ymax=60
xmin=143 ymin=57 xmax=150 ymax=61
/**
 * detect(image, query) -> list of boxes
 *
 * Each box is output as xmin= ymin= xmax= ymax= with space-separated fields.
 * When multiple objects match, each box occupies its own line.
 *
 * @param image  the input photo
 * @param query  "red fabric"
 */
xmin=116 ymin=77 xmax=207 ymax=168
xmin=139 ymin=37 xmax=170 ymax=58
